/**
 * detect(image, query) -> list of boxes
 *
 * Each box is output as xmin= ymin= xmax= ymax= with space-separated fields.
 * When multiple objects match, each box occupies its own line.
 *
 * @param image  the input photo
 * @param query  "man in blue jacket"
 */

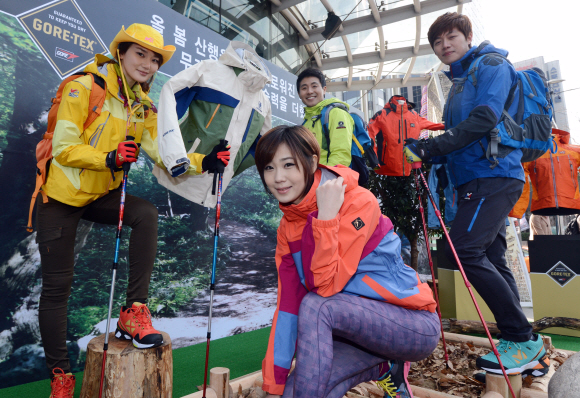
xmin=404 ymin=12 xmax=548 ymax=377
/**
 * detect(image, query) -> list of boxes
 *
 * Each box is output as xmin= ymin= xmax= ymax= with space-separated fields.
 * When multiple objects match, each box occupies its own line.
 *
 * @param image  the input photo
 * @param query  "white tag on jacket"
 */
xmin=398 ymin=100 xmax=405 ymax=105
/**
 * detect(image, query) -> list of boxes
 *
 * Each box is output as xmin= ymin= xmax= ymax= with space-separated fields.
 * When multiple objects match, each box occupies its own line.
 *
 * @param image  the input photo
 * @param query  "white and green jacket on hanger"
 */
xmin=155 ymin=41 xmax=272 ymax=207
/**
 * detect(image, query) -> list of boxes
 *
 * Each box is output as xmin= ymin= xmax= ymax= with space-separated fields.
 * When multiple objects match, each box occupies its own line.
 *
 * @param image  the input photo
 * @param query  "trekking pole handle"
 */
xmin=216 ymin=139 xmax=228 ymax=175
xmin=122 ymin=136 xmax=140 ymax=173
xmin=412 ymin=161 xmax=422 ymax=169
xmin=211 ymin=139 xmax=228 ymax=196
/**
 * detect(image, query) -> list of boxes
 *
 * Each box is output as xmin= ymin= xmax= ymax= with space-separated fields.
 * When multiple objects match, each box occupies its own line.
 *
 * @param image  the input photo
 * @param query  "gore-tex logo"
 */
xmin=55 ymin=47 xmax=79 ymax=62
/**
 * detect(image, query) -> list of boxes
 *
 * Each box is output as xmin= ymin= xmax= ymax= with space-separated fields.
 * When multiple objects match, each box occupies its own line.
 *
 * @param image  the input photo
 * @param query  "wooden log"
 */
xmin=521 ymin=389 xmax=548 ymax=398
xmin=181 ymin=371 xmax=262 ymax=398
xmin=485 ymin=373 xmax=522 ymax=398
xmin=180 ymin=387 xmax=219 ymax=398
xmin=529 ymin=363 xmax=555 ymax=392
xmin=443 ymin=332 xmax=498 ymax=349
xmin=253 ymin=375 xmax=263 ymax=388
xmin=210 ymin=367 xmax=231 ymax=398
xmin=80 ymin=331 xmax=172 ymax=398
xmin=411 ymin=385 xmax=456 ymax=397
xmin=248 ymin=385 xmax=267 ymax=398
xmin=482 ymin=393 xmax=504 ymax=398
xmin=443 ymin=317 xmax=580 ymax=335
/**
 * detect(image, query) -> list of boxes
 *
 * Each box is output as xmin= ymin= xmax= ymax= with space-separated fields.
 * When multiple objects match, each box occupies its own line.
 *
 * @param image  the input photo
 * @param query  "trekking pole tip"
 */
xmin=412 ymin=161 xmax=422 ymax=169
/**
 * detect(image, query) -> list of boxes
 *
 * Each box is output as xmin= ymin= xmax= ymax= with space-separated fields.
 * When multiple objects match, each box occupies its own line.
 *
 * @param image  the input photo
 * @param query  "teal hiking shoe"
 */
xmin=375 ymin=360 xmax=413 ymax=398
xmin=476 ymin=334 xmax=549 ymax=376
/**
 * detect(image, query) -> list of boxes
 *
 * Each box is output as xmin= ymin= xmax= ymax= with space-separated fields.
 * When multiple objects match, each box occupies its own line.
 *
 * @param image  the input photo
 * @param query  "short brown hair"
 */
xmin=428 ymin=12 xmax=472 ymax=49
xmin=255 ymin=125 xmax=320 ymax=201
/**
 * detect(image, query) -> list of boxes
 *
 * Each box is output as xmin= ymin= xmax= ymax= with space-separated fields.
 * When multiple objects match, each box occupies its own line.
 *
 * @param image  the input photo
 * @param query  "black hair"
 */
xmin=296 ymin=68 xmax=326 ymax=90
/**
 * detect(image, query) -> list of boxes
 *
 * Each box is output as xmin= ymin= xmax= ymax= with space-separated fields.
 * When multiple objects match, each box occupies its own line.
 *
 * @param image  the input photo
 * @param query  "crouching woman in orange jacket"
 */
xmin=254 ymin=125 xmax=440 ymax=398
xmin=36 ymin=24 xmax=230 ymax=397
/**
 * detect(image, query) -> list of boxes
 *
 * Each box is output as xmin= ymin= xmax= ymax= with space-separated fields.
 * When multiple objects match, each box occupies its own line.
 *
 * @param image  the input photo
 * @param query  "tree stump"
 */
xmin=485 ymin=373 xmax=522 ymax=398
xmin=209 ymin=367 xmax=231 ymax=398
xmin=80 ymin=331 xmax=172 ymax=398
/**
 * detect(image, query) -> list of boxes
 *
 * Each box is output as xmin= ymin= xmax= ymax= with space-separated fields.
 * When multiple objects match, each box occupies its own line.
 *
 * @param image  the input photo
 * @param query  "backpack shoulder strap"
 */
xmin=322 ymin=103 xmax=348 ymax=129
xmin=349 ymin=113 xmax=365 ymax=155
xmin=321 ymin=103 xmax=351 ymax=161
xmin=321 ymin=103 xmax=348 ymax=139
xmin=467 ymin=53 xmax=510 ymax=86
xmin=466 ymin=55 xmax=486 ymax=86
xmin=83 ymin=73 xmax=107 ymax=131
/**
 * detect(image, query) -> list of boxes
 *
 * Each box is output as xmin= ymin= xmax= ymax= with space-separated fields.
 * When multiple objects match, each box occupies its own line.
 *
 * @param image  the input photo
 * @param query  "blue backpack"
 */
xmin=319 ymin=103 xmax=379 ymax=185
xmin=467 ymin=54 xmax=553 ymax=167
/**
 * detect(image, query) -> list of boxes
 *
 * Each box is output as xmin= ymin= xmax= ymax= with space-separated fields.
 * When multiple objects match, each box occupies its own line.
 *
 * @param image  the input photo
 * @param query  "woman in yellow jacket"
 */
xmin=38 ymin=24 xmax=229 ymax=397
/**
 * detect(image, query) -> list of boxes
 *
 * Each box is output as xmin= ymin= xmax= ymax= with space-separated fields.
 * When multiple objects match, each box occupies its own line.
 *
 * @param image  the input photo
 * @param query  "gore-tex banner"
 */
xmin=5 ymin=0 xmax=303 ymax=124
xmin=18 ymin=0 xmax=107 ymax=77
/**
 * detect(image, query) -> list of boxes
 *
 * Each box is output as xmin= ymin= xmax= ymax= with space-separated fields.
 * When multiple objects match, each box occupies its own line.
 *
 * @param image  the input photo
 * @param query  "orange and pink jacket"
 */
xmin=261 ymin=165 xmax=436 ymax=395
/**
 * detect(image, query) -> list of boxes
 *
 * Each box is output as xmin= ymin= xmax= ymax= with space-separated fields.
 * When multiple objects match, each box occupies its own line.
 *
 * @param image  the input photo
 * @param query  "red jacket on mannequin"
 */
xmin=368 ymin=95 xmax=444 ymax=176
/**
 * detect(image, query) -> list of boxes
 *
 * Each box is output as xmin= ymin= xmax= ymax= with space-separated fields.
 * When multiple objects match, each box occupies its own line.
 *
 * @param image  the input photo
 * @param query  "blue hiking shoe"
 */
xmin=476 ymin=334 xmax=549 ymax=376
xmin=375 ymin=360 xmax=413 ymax=398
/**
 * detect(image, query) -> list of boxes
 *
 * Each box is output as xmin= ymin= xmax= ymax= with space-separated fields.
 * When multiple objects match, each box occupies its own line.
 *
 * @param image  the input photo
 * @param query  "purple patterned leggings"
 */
xmin=282 ymin=293 xmax=440 ymax=398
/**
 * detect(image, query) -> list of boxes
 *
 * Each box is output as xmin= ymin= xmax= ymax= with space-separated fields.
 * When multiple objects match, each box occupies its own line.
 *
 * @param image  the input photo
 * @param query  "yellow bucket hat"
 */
xmin=109 ymin=23 xmax=176 ymax=66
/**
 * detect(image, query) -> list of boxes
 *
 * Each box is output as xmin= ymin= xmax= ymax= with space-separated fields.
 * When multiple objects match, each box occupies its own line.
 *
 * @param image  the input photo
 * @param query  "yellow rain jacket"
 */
xmin=44 ymin=55 xmax=204 ymax=207
xmin=302 ymin=98 xmax=354 ymax=168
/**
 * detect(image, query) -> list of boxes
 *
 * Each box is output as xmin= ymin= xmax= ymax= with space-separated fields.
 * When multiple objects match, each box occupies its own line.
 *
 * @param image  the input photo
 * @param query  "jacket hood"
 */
xmin=386 ymin=95 xmax=415 ymax=114
xmin=446 ymin=41 xmax=509 ymax=78
xmin=219 ymin=41 xmax=272 ymax=92
xmin=553 ymin=128 xmax=570 ymax=145
xmin=304 ymin=97 xmax=349 ymax=119
xmin=279 ymin=165 xmax=359 ymax=222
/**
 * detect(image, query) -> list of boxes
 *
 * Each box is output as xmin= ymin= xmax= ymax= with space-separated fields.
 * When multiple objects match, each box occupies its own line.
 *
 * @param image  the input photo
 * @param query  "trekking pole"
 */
xmin=412 ymin=165 xmax=449 ymax=365
xmin=98 ymin=160 xmax=132 ymax=398
xmin=411 ymin=162 xmax=517 ymax=398
xmin=202 ymin=140 xmax=227 ymax=398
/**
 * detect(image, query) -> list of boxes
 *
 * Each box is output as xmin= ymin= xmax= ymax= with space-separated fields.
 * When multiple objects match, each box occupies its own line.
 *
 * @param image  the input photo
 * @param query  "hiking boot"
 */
xmin=115 ymin=302 xmax=163 ymax=349
xmin=375 ymin=360 xmax=413 ymax=398
xmin=476 ymin=334 xmax=549 ymax=376
xmin=50 ymin=368 xmax=75 ymax=398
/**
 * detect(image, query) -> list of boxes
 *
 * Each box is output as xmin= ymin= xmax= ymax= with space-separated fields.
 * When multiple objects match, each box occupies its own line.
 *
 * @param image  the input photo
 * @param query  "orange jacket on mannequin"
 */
xmin=368 ymin=95 xmax=444 ymax=177
xmin=515 ymin=129 xmax=580 ymax=216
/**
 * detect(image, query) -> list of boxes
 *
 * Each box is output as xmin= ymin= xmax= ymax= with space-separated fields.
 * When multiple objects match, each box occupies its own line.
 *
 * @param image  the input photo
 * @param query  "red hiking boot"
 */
xmin=115 ymin=302 xmax=164 ymax=349
xmin=50 ymin=368 xmax=75 ymax=398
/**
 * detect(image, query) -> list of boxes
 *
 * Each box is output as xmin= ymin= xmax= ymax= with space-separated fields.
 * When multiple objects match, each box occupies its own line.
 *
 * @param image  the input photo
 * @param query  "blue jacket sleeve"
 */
xmin=426 ymin=58 xmax=516 ymax=156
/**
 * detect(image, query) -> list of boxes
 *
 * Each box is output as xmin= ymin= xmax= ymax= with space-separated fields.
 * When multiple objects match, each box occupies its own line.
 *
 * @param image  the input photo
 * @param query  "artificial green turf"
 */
xmin=1 ymin=327 xmax=578 ymax=398
xmin=0 ymin=327 xmax=271 ymax=398
xmin=543 ymin=333 xmax=580 ymax=352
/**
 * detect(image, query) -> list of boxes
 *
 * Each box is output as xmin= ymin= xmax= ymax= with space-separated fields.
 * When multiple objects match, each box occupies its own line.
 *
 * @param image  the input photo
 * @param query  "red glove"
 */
xmin=106 ymin=140 xmax=139 ymax=180
xmin=106 ymin=140 xmax=139 ymax=168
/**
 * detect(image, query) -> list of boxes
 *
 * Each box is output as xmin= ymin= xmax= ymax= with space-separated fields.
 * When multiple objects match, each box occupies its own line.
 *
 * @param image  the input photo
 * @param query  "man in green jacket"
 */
xmin=297 ymin=68 xmax=354 ymax=167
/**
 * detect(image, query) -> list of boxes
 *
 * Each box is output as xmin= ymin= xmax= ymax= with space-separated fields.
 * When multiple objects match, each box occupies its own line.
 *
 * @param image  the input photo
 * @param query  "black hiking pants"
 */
xmin=36 ymin=189 xmax=158 ymax=373
xmin=445 ymin=177 xmax=533 ymax=342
